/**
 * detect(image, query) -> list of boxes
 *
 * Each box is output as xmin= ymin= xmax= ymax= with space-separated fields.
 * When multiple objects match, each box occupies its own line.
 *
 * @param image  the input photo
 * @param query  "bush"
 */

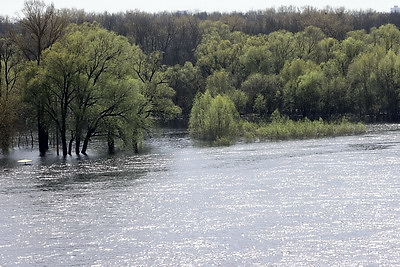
xmin=189 ymin=90 xmax=240 ymax=144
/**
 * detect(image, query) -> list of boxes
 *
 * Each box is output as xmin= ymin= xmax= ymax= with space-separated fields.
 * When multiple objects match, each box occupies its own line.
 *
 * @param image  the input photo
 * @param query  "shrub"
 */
xmin=189 ymin=90 xmax=240 ymax=144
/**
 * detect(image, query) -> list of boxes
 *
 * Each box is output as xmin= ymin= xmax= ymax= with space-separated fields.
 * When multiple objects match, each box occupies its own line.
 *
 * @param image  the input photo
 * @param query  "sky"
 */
xmin=1 ymin=0 xmax=398 ymax=18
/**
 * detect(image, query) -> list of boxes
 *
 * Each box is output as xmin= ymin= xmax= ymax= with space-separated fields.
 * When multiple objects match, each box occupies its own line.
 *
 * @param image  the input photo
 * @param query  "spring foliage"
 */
xmin=189 ymin=90 xmax=239 ymax=144
xmin=239 ymin=110 xmax=366 ymax=141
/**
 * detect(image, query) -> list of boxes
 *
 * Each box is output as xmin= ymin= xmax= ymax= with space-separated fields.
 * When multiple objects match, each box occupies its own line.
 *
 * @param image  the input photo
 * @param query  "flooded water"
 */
xmin=0 ymin=125 xmax=399 ymax=266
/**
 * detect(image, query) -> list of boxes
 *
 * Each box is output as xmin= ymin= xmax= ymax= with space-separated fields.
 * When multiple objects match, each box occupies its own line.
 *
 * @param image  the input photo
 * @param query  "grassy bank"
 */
xmin=239 ymin=117 xmax=366 ymax=141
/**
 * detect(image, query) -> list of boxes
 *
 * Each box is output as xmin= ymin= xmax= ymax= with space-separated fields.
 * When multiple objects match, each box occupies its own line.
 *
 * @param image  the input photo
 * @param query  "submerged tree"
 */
xmin=189 ymin=90 xmax=239 ymax=144
xmin=26 ymin=22 xmax=180 ymax=156
xmin=0 ymin=36 xmax=25 ymax=153
xmin=18 ymin=0 xmax=69 ymax=156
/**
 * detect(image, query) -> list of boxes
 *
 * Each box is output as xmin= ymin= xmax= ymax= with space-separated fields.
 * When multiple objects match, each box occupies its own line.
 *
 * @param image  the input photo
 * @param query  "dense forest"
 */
xmin=2 ymin=1 xmax=400 ymax=155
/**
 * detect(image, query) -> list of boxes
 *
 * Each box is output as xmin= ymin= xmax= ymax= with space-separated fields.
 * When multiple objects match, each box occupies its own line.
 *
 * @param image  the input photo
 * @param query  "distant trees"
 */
xmin=76 ymin=7 xmax=400 ymax=68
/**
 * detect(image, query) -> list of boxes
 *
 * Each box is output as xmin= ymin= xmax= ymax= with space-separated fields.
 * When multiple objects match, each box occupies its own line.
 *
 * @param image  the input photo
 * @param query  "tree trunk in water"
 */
xmin=68 ymin=131 xmax=74 ymax=155
xmin=38 ymin=113 xmax=48 ymax=156
xmin=81 ymin=128 xmax=94 ymax=155
xmin=61 ymin=129 xmax=68 ymax=157
xmin=133 ymin=141 xmax=139 ymax=153
xmin=30 ymin=130 xmax=34 ymax=148
xmin=56 ymin=128 xmax=59 ymax=156
xmin=75 ymin=134 xmax=81 ymax=155
xmin=107 ymin=132 xmax=115 ymax=154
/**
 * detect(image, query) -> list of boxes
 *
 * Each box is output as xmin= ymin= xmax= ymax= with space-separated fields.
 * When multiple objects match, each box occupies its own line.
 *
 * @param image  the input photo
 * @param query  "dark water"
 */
xmin=1 ymin=125 xmax=399 ymax=266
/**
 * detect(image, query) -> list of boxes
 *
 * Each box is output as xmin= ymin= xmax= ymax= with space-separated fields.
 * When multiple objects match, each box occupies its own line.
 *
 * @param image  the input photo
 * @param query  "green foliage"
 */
xmin=165 ymin=62 xmax=203 ymax=116
xmin=25 ymin=22 xmax=180 ymax=155
xmin=253 ymin=94 xmax=266 ymax=115
xmin=240 ymin=73 xmax=281 ymax=115
xmin=0 ymin=37 xmax=25 ymax=153
xmin=281 ymin=59 xmax=320 ymax=116
xmin=240 ymin=116 xmax=366 ymax=141
xmin=240 ymin=43 xmax=273 ymax=75
xmin=6 ymin=8 xmax=400 ymax=154
xmin=294 ymin=26 xmax=326 ymax=61
xmin=189 ymin=90 xmax=239 ymax=144
xmin=205 ymin=69 xmax=235 ymax=96
xmin=0 ymin=97 xmax=17 ymax=153
xmin=267 ymin=30 xmax=296 ymax=74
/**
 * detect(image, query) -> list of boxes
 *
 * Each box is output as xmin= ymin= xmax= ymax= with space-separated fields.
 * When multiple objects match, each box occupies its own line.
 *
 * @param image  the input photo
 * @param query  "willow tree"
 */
xmin=189 ymin=90 xmax=239 ymax=144
xmin=27 ymin=22 xmax=180 ymax=156
xmin=18 ymin=0 xmax=69 ymax=156
xmin=26 ymin=27 xmax=86 ymax=156
xmin=0 ymin=37 xmax=25 ymax=153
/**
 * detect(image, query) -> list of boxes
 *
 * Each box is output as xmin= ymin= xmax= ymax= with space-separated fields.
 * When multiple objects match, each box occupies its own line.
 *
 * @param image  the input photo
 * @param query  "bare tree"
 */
xmin=19 ymin=0 xmax=69 ymax=64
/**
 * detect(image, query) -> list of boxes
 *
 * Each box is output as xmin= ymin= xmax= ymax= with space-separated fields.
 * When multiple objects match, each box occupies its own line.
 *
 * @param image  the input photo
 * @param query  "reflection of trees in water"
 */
xmin=34 ymin=153 xmax=169 ymax=192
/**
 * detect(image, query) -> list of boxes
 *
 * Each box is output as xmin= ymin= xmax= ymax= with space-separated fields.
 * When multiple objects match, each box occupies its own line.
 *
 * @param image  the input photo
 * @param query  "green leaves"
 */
xmin=189 ymin=90 xmax=239 ymax=144
xmin=27 ymin=22 xmax=181 ymax=155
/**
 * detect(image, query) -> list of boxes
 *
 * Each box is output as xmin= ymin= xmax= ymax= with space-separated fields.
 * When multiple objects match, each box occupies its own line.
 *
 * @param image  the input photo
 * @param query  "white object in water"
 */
xmin=17 ymin=159 xmax=33 ymax=165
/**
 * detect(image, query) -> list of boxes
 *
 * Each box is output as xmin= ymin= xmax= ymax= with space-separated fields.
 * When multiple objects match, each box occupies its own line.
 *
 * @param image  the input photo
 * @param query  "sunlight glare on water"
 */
xmin=0 ymin=126 xmax=399 ymax=265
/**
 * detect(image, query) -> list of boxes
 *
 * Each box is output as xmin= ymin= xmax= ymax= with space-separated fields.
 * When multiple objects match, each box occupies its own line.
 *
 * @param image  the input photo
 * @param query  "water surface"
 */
xmin=0 ymin=125 xmax=399 ymax=265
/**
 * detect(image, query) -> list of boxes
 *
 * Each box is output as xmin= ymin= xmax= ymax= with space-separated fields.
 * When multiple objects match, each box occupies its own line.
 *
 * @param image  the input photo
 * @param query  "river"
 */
xmin=0 ymin=125 xmax=399 ymax=266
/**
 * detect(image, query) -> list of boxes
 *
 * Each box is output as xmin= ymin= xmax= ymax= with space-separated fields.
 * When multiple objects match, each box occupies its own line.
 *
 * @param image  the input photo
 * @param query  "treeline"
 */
xmin=171 ymin=20 xmax=400 ymax=122
xmin=3 ymin=6 xmax=400 ymax=66
xmin=2 ymin=1 xmax=400 ymax=155
xmin=93 ymin=7 xmax=400 ymax=66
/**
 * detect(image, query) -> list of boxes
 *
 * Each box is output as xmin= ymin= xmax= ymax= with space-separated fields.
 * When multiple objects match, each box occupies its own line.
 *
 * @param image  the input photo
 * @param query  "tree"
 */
xmin=131 ymin=49 xmax=181 ymax=121
xmin=281 ymin=59 xmax=319 ymax=116
xmin=267 ymin=30 xmax=296 ymax=74
xmin=296 ymin=69 xmax=324 ymax=118
xmin=205 ymin=69 xmax=235 ymax=96
xmin=347 ymin=48 xmax=383 ymax=119
xmin=333 ymin=36 xmax=366 ymax=75
xmin=18 ymin=0 xmax=69 ymax=64
xmin=67 ymin=23 xmax=133 ymax=155
xmin=0 ymin=37 xmax=24 ymax=98
xmin=319 ymin=59 xmax=351 ymax=118
xmin=189 ymin=90 xmax=239 ymax=143
xmin=376 ymin=51 xmax=400 ymax=120
xmin=205 ymin=69 xmax=248 ymax=113
xmin=165 ymin=62 xmax=203 ymax=116
xmin=370 ymin=24 xmax=400 ymax=52
xmin=18 ymin=0 xmax=69 ymax=156
xmin=317 ymin=37 xmax=339 ymax=63
xmin=238 ymin=34 xmax=274 ymax=77
xmin=0 ymin=36 xmax=25 ymax=153
xmin=195 ymin=21 xmax=244 ymax=78
xmin=26 ymin=30 xmax=85 ymax=156
xmin=294 ymin=26 xmax=326 ymax=61
xmin=253 ymin=94 xmax=267 ymax=115
xmin=28 ymin=23 xmax=180 ymax=156
xmin=240 ymin=73 xmax=281 ymax=115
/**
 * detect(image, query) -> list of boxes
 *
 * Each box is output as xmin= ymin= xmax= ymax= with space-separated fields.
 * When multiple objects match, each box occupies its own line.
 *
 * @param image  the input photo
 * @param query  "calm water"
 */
xmin=0 ymin=125 xmax=399 ymax=266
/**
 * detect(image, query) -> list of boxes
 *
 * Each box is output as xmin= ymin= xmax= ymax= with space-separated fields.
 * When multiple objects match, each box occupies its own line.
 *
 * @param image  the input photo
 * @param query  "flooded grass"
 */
xmin=239 ymin=118 xmax=366 ymax=141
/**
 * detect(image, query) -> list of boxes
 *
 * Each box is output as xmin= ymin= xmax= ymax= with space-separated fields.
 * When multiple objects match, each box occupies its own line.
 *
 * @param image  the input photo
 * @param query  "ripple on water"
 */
xmin=0 ymin=127 xmax=399 ymax=265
